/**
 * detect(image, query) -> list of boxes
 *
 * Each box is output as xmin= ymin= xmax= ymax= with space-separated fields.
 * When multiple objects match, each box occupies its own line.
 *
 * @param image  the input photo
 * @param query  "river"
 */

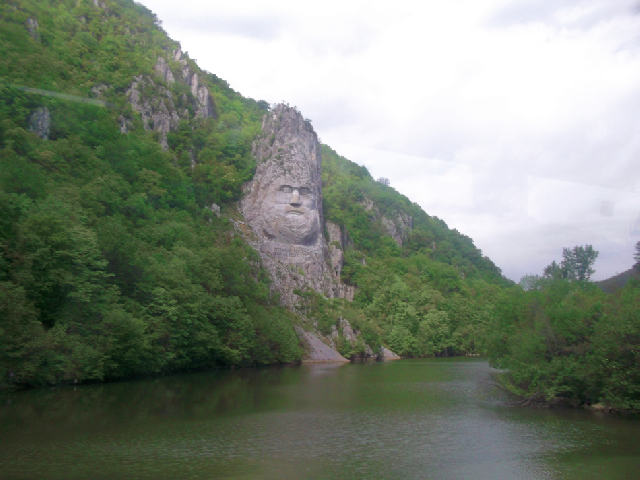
xmin=0 ymin=358 xmax=638 ymax=479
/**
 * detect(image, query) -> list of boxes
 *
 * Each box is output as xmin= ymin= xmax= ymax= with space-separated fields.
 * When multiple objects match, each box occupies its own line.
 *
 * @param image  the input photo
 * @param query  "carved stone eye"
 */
xmin=299 ymin=188 xmax=310 ymax=195
xmin=281 ymin=186 xmax=292 ymax=193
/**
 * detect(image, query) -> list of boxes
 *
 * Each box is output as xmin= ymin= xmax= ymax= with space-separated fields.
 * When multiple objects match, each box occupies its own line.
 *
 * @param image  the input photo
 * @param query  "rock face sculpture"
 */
xmin=241 ymin=104 xmax=339 ymax=305
xmin=242 ymin=104 xmax=400 ymax=361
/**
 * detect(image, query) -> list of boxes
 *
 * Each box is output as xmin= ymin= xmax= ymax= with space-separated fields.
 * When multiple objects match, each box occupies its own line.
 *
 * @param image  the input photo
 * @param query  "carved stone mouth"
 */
xmin=285 ymin=206 xmax=306 ymax=215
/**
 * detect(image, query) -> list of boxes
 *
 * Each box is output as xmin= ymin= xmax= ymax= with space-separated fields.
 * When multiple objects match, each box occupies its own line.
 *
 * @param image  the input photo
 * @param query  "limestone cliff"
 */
xmin=241 ymin=104 xmax=342 ymax=306
xmin=126 ymin=76 xmax=180 ymax=150
xmin=239 ymin=104 xmax=367 ymax=361
xmin=361 ymin=197 xmax=412 ymax=246
xmin=123 ymin=48 xmax=216 ymax=150
xmin=171 ymin=48 xmax=216 ymax=119
xmin=326 ymin=220 xmax=355 ymax=301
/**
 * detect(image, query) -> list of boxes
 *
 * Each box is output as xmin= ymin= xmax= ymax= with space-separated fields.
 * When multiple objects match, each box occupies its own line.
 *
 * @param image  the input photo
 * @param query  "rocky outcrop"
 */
xmin=380 ymin=347 xmax=402 ymax=360
xmin=124 ymin=51 xmax=216 ymax=149
xmin=207 ymin=203 xmax=221 ymax=217
xmin=325 ymin=221 xmax=356 ymax=300
xmin=154 ymin=57 xmax=175 ymax=84
xmin=327 ymin=318 xmax=400 ymax=360
xmin=26 ymin=18 xmax=38 ymax=41
xmin=296 ymin=327 xmax=348 ymax=363
xmin=91 ymin=84 xmax=110 ymax=98
xmin=360 ymin=197 xmax=412 ymax=246
xmin=326 ymin=221 xmax=344 ymax=279
xmin=28 ymin=107 xmax=50 ymax=140
xmin=190 ymin=73 xmax=216 ymax=119
xmin=171 ymin=48 xmax=216 ymax=119
xmin=118 ymin=115 xmax=132 ymax=134
xmin=381 ymin=212 xmax=412 ymax=247
xmin=126 ymin=76 xmax=180 ymax=150
xmin=341 ymin=319 xmax=401 ymax=359
xmin=340 ymin=318 xmax=358 ymax=344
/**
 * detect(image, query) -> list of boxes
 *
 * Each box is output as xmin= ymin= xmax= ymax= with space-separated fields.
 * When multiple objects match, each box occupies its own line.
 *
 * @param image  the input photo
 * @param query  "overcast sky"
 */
xmin=141 ymin=0 xmax=640 ymax=281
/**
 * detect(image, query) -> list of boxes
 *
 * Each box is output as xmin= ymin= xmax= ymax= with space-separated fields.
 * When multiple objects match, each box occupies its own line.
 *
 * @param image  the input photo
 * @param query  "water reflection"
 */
xmin=0 ymin=359 xmax=637 ymax=479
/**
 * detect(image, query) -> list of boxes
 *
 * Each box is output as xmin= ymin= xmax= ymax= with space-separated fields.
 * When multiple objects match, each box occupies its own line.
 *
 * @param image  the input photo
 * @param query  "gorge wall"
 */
xmin=240 ymin=105 xmax=372 ymax=361
xmin=240 ymin=104 xmax=352 ymax=307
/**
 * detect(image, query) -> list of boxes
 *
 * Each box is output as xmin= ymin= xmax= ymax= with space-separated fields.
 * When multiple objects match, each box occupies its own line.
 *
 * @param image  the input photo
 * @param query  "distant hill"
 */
xmin=595 ymin=268 xmax=639 ymax=294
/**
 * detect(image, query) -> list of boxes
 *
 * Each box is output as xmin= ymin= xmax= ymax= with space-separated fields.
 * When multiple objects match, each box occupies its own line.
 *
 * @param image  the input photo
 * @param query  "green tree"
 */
xmin=561 ymin=245 xmax=598 ymax=281
xmin=544 ymin=245 xmax=598 ymax=282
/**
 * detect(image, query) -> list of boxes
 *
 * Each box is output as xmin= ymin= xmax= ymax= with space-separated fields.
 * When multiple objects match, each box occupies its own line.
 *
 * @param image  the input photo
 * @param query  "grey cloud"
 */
xmin=169 ymin=13 xmax=286 ymax=40
xmin=307 ymin=100 xmax=361 ymax=133
xmin=487 ymin=0 xmax=636 ymax=30
xmin=296 ymin=21 xmax=380 ymax=58
xmin=166 ymin=10 xmax=380 ymax=55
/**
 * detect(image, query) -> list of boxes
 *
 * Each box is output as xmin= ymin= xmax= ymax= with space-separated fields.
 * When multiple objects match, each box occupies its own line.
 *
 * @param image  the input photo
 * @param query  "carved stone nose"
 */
xmin=290 ymin=189 xmax=301 ymax=206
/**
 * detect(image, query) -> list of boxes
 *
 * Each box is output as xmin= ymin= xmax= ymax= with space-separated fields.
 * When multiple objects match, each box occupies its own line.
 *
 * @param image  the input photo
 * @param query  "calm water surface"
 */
xmin=0 ymin=358 xmax=638 ymax=479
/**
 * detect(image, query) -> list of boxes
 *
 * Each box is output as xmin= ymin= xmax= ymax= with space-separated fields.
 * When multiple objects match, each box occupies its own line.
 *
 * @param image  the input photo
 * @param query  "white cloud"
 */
xmin=142 ymin=0 xmax=640 ymax=280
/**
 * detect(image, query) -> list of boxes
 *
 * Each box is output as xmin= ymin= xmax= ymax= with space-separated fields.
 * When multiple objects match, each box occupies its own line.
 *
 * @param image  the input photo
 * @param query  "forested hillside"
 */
xmin=1 ymin=0 xmax=637 ymax=411
xmin=1 ymin=0 xmax=300 ymax=386
xmin=311 ymin=147 xmax=510 ymax=358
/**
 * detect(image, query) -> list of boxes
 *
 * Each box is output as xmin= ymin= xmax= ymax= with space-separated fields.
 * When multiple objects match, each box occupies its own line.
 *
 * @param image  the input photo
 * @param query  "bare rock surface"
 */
xmin=296 ymin=327 xmax=348 ymax=363
xmin=189 ymin=73 xmax=216 ymax=119
xmin=124 ymin=49 xmax=216 ymax=148
xmin=325 ymin=221 xmax=355 ymax=300
xmin=28 ymin=107 xmax=50 ymax=140
xmin=240 ymin=104 xmax=360 ymax=359
xmin=360 ymin=197 xmax=412 ymax=246
xmin=380 ymin=347 xmax=402 ymax=360
xmin=381 ymin=212 xmax=412 ymax=246
xmin=336 ymin=318 xmax=400 ymax=359
xmin=26 ymin=18 xmax=38 ymax=41
xmin=154 ymin=57 xmax=175 ymax=84
xmin=126 ymin=76 xmax=180 ymax=150
xmin=341 ymin=318 xmax=357 ymax=344
xmin=91 ymin=84 xmax=110 ymax=98
xmin=172 ymin=48 xmax=216 ymax=119
xmin=118 ymin=115 xmax=132 ymax=134
xmin=326 ymin=221 xmax=344 ymax=279
xmin=241 ymin=104 xmax=339 ymax=305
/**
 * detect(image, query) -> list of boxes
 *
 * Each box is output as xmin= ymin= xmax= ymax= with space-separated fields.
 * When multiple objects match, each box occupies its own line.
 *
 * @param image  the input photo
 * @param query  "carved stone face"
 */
xmin=259 ymin=176 xmax=320 ymax=245
xmin=241 ymin=104 xmax=324 ymax=249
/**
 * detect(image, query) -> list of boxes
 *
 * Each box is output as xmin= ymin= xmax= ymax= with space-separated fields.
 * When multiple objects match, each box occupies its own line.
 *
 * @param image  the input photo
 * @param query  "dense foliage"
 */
xmin=313 ymin=146 xmax=509 ymax=358
xmin=489 ymin=252 xmax=639 ymax=410
xmin=0 ymin=0 xmax=300 ymax=386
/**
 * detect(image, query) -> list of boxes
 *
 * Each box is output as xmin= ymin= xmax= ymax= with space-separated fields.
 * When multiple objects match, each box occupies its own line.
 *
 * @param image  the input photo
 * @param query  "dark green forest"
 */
xmin=1 ymin=0 xmax=637 ymax=411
